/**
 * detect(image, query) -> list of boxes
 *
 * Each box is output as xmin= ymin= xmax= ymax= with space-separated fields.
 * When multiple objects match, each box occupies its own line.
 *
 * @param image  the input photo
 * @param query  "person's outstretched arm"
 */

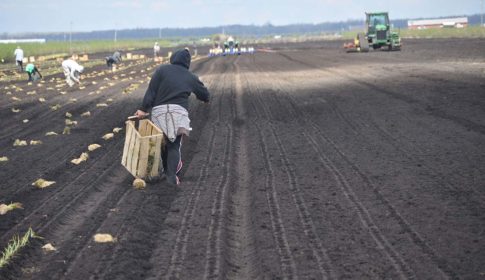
xmin=192 ymin=76 xmax=210 ymax=103
xmin=35 ymin=67 xmax=42 ymax=78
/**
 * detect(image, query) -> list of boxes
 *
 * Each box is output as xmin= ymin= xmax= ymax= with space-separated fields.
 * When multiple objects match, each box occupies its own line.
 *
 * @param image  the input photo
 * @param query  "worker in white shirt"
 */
xmin=61 ymin=59 xmax=84 ymax=87
xmin=14 ymin=46 xmax=24 ymax=72
xmin=154 ymin=42 xmax=160 ymax=58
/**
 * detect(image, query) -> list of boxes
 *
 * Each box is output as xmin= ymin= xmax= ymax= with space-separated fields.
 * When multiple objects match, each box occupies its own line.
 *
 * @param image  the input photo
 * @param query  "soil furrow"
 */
xmin=0 ymin=138 xmax=124 ymax=245
xmin=265 ymin=54 xmax=456 ymax=278
xmin=247 ymin=72 xmax=337 ymax=279
xmin=225 ymin=66 xmax=261 ymax=279
xmin=246 ymin=82 xmax=297 ymax=278
xmin=203 ymin=62 xmax=236 ymax=279
xmin=249 ymin=56 xmax=419 ymax=278
xmin=164 ymin=124 xmax=217 ymax=279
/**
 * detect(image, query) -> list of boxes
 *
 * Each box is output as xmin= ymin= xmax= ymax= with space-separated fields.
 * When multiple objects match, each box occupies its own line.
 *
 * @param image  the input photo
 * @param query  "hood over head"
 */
xmin=170 ymin=49 xmax=191 ymax=69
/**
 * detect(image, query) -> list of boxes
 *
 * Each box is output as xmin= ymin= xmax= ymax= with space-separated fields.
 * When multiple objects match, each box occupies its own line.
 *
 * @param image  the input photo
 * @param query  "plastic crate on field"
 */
xmin=121 ymin=119 xmax=164 ymax=179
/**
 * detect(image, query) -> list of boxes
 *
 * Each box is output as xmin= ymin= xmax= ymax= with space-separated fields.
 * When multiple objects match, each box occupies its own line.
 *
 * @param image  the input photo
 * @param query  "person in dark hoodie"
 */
xmin=135 ymin=48 xmax=210 ymax=186
xmin=106 ymin=50 xmax=122 ymax=70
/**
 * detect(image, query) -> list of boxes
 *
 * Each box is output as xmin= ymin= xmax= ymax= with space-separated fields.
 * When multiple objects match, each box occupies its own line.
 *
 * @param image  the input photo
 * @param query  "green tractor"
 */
xmin=344 ymin=12 xmax=401 ymax=52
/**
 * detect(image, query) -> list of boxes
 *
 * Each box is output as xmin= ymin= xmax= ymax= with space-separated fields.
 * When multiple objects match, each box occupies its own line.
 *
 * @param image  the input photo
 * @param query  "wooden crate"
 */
xmin=79 ymin=54 xmax=89 ymax=61
xmin=121 ymin=119 xmax=164 ymax=179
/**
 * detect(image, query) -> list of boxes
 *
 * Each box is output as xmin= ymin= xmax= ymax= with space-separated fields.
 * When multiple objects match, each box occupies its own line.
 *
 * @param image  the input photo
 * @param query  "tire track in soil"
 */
xmin=302 ymin=115 xmax=453 ymax=279
xmin=284 ymin=52 xmax=485 ymax=205
xmin=349 ymin=75 xmax=485 ymax=190
xmin=298 ymin=49 xmax=485 ymax=202
xmin=246 ymin=68 xmax=339 ymax=279
xmin=225 ymin=64 xmax=261 ymax=279
xmin=256 ymin=59 xmax=420 ymax=278
xmin=250 ymin=54 xmax=413 ymax=277
xmin=251 ymin=121 xmax=298 ymax=279
xmin=202 ymin=57 xmax=265 ymax=280
xmin=163 ymin=123 xmax=217 ymax=279
xmin=162 ymin=58 xmax=228 ymax=280
xmin=267 ymin=52 xmax=455 ymax=278
xmin=203 ymin=58 xmax=237 ymax=279
xmin=362 ymin=117 xmax=485 ymax=200
xmin=323 ymin=97 xmax=481 ymax=197
xmin=243 ymin=78 xmax=298 ymax=278
xmin=290 ymin=51 xmax=485 ymax=136
xmin=251 ymin=78 xmax=414 ymax=279
xmin=143 ymin=57 xmax=225 ymax=279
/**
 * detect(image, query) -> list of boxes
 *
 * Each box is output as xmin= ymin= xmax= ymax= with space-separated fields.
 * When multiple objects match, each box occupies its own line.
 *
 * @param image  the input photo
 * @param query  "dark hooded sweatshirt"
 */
xmin=140 ymin=49 xmax=210 ymax=112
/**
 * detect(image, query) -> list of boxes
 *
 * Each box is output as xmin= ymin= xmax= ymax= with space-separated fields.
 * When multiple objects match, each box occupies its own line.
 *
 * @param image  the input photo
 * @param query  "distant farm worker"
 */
xmin=14 ymin=46 xmax=24 ymax=72
xmin=154 ymin=42 xmax=160 ymax=58
xmin=106 ymin=50 xmax=122 ymax=69
xmin=25 ymin=63 xmax=42 ymax=82
xmin=135 ymin=49 xmax=210 ymax=186
xmin=61 ymin=59 xmax=84 ymax=87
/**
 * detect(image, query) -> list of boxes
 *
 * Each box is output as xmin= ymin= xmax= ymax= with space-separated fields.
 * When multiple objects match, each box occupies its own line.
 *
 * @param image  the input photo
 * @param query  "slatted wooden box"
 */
xmin=121 ymin=119 xmax=164 ymax=179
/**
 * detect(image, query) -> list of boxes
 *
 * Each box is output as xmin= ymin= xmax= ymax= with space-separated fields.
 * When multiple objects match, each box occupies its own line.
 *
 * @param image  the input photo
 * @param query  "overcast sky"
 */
xmin=0 ymin=0 xmax=481 ymax=33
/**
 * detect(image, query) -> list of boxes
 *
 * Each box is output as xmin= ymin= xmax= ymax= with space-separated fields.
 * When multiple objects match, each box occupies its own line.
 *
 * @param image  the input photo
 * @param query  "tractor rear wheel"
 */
xmin=358 ymin=33 xmax=369 ymax=52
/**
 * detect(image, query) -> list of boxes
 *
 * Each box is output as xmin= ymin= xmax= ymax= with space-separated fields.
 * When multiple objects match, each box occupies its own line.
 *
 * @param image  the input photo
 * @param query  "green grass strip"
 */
xmin=0 ymin=39 xmax=173 ymax=63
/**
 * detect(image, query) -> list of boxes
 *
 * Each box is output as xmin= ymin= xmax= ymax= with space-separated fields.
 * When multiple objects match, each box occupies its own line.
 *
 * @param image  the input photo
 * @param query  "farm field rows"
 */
xmin=0 ymin=38 xmax=484 ymax=279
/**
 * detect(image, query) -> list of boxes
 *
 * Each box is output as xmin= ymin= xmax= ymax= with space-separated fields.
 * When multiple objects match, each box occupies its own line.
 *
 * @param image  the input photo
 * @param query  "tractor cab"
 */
xmin=366 ymin=12 xmax=401 ymax=51
xmin=343 ymin=11 xmax=401 ymax=52
xmin=366 ymin=12 xmax=391 ymax=47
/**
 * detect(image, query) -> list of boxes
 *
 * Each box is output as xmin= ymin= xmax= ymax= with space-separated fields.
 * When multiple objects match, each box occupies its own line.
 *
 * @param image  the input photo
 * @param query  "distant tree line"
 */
xmin=0 ymin=14 xmax=482 ymax=41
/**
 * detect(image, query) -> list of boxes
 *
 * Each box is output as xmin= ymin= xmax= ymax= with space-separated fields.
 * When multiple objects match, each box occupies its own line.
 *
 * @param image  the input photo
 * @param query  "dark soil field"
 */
xmin=0 ymin=38 xmax=484 ymax=279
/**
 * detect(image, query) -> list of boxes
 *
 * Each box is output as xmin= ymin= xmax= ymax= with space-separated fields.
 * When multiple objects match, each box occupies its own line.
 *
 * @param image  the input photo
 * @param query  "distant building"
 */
xmin=408 ymin=17 xmax=468 ymax=29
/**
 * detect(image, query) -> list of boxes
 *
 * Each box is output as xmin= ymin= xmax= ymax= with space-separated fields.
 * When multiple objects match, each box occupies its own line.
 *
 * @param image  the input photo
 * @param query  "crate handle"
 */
xmin=127 ymin=113 xmax=150 ymax=120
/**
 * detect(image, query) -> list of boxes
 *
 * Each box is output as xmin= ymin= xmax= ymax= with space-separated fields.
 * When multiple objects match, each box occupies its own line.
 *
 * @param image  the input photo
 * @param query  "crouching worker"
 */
xmin=25 ymin=63 xmax=42 ymax=82
xmin=62 ymin=59 xmax=84 ymax=87
xmin=135 ymin=49 xmax=210 ymax=186
xmin=106 ymin=50 xmax=122 ymax=70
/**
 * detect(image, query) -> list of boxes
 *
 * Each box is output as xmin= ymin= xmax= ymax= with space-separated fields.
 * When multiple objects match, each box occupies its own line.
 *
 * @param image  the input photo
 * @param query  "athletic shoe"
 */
xmin=166 ymin=175 xmax=180 ymax=187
